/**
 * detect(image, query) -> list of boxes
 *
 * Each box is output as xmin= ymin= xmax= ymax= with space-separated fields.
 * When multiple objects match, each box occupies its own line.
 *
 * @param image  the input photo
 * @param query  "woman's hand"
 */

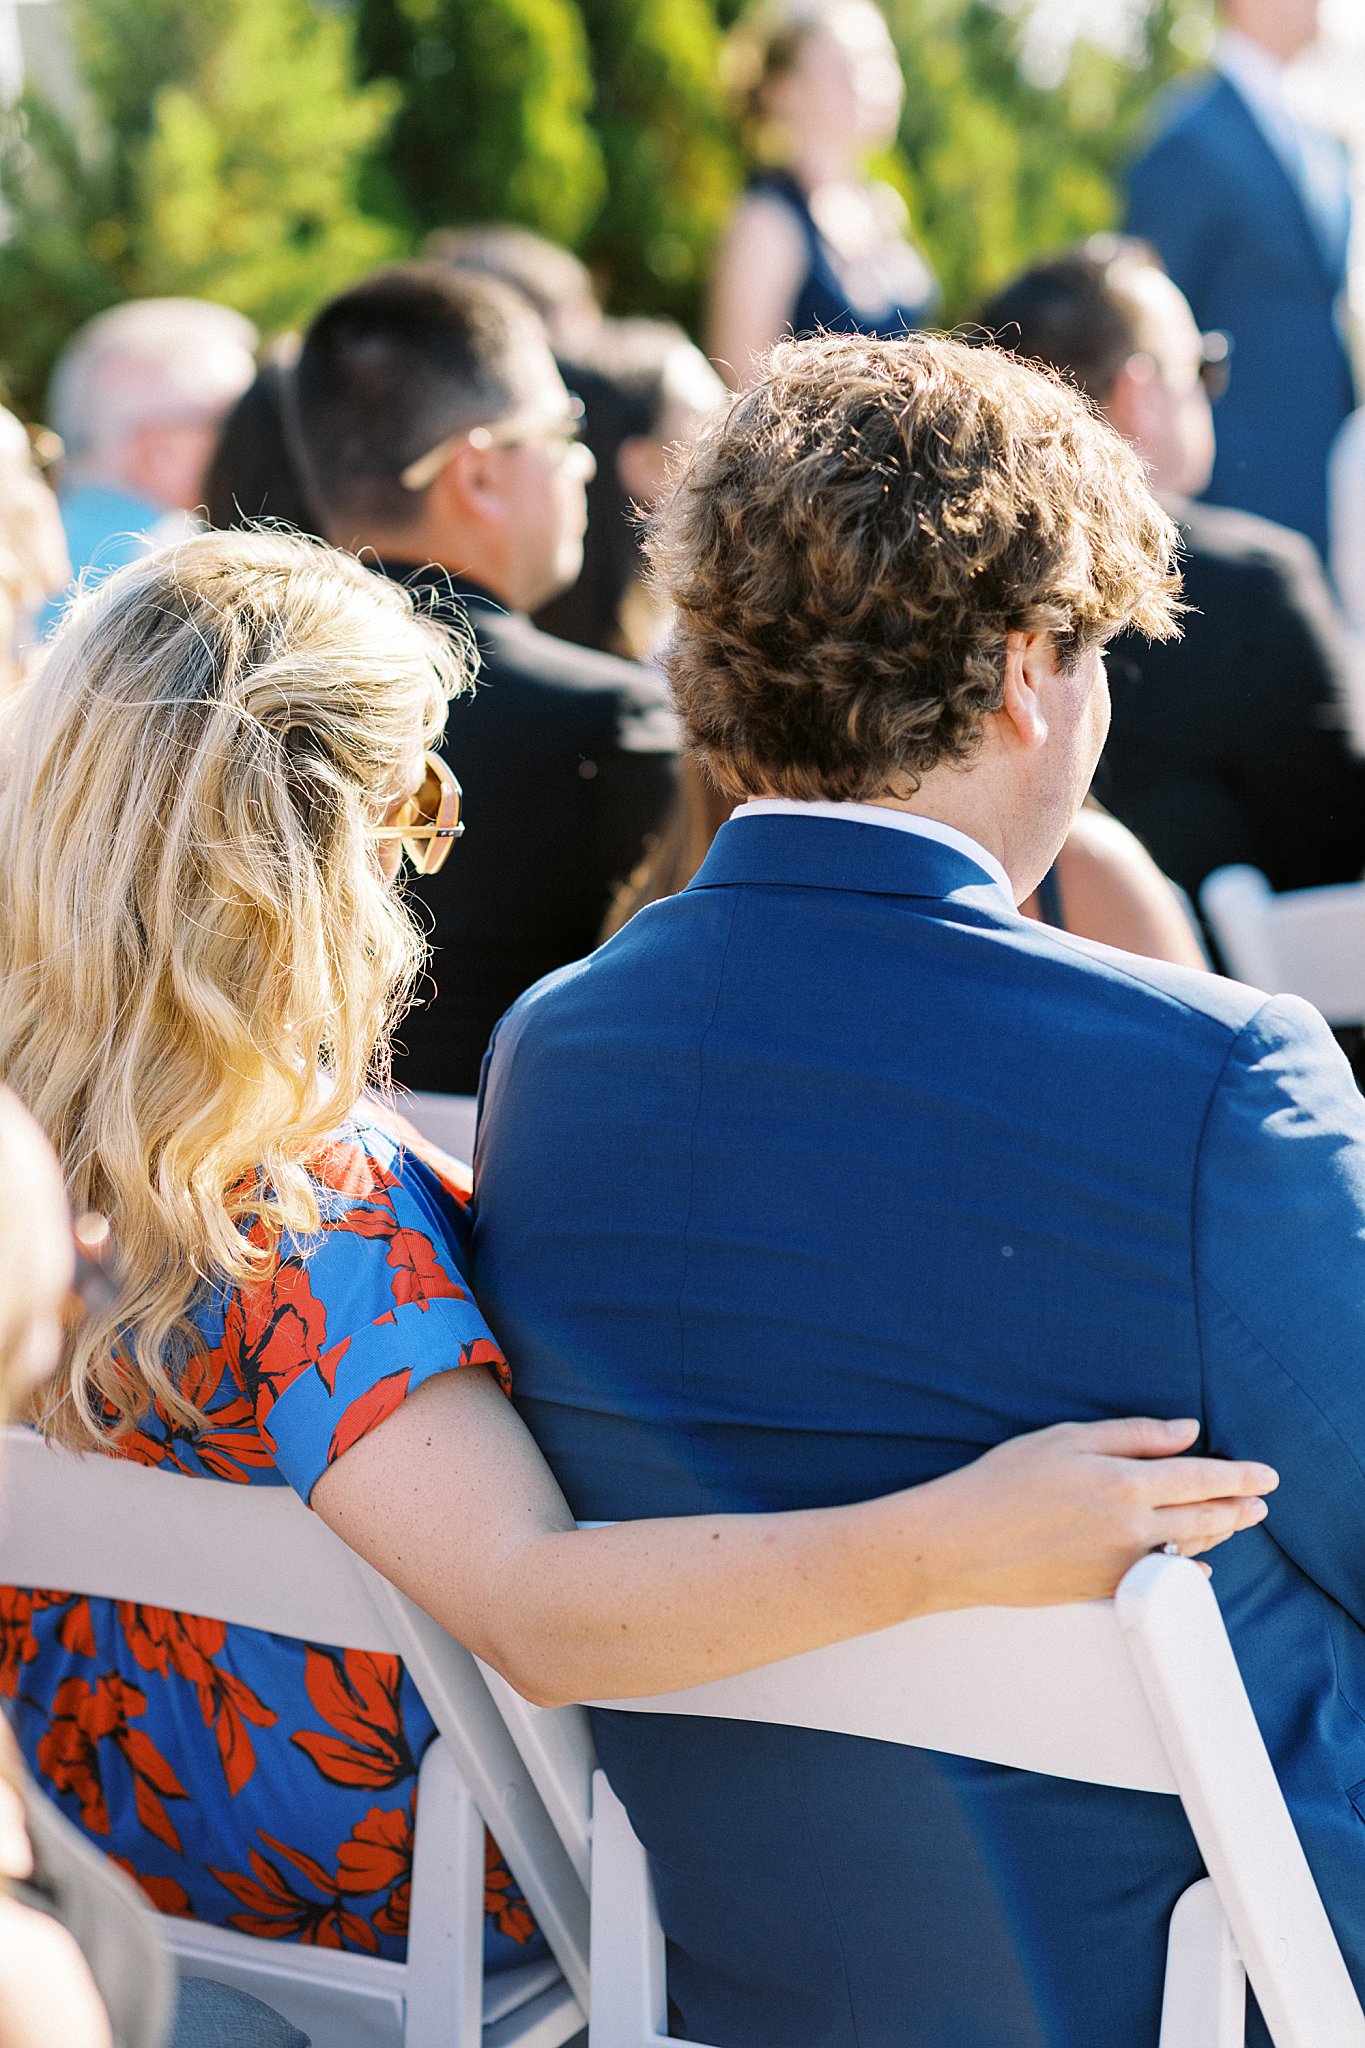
xmin=896 ymin=1416 xmax=1277 ymax=1614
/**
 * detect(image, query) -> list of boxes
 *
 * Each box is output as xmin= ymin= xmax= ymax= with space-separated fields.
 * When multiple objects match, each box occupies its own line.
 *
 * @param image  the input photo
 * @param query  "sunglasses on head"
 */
xmin=367 ymin=750 xmax=465 ymax=877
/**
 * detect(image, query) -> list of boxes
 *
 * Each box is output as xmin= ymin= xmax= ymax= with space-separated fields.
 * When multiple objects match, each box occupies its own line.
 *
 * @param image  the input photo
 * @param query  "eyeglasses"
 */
xmin=367 ymin=750 xmax=464 ymax=876
xmin=400 ymin=395 xmax=589 ymax=493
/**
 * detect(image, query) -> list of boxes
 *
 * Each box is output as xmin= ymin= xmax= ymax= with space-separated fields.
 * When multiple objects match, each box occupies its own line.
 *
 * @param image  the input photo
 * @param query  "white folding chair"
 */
xmin=0 ymin=1429 xmax=588 ymax=2048
xmin=1201 ymin=865 xmax=1365 ymax=1026
xmin=478 ymin=1553 xmax=1365 ymax=2048
xmin=399 ymin=1092 xmax=481 ymax=1165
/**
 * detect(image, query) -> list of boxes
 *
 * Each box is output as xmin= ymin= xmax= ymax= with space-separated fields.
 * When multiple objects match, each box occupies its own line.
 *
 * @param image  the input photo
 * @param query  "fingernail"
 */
xmin=1249 ymin=1499 xmax=1269 ymax=1520
xmin=1165 ymin=1418 xmax=1198 ymax=1434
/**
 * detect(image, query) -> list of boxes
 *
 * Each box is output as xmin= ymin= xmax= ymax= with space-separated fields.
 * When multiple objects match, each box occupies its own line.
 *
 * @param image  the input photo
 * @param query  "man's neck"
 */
xmin=1217 ymin=25 xmax=1292 ymax=90
xmin=865 ymin=788 xmax=1013 ymax=877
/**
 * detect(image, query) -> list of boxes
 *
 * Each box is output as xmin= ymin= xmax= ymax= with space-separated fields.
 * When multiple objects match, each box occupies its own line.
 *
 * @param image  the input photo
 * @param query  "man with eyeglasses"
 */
xmin=979 ymin=238 xmax=1365 ymax=920
xmin=293 ymin=264 xmax=678 ymax=1095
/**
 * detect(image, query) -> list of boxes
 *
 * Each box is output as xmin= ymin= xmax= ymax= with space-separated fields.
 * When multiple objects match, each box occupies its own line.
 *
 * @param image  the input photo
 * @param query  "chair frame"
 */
xmin=1201 ymin=864 xmax=1365 ymax=1025
xmin=0 ymin=1428 xmax=589 ymax=2048
xmin=480 ymin=1553 xmax=1365 ymax=2048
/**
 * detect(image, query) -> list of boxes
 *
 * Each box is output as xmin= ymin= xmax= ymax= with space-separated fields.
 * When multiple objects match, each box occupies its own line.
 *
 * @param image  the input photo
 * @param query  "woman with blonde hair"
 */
xmin=0 ymin=530 xmax=1272 ymax=1975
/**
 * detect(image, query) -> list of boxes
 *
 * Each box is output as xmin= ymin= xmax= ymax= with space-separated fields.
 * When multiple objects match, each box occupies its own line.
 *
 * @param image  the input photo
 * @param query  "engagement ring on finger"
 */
xmin=1159 ymin=1541 xmax=1181 ymax=1557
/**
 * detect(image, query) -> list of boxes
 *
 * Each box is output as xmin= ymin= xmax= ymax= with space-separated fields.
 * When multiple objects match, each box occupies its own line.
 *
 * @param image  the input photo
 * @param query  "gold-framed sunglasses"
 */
xmin=399 ymin=395 xmax=588 ymax=493
xmin=367 ymin=751 xmax=465 ymax=876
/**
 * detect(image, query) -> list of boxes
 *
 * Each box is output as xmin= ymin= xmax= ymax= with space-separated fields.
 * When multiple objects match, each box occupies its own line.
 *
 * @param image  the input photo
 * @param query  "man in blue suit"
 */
xmin=473 ymin=332 xmax=1365 ymax=2046
xmin=1126 ymin=0 xmax=1355 ymax=560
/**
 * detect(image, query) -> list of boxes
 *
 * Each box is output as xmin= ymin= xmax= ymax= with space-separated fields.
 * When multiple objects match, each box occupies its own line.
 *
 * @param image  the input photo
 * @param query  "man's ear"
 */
xmin=428 ymin=439 xmax=508 ymax=532
xmin=1000 ymin=629 xmax=1052 ymax=750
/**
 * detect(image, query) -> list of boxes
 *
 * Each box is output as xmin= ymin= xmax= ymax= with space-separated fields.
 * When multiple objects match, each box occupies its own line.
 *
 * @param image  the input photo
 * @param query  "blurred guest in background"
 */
xmin=1330 ymin=407 xmax=1365 ymax=638
xmin=708 ymin=0 xmax=938 ymax=388
xmin=1126 ymin=0 xmax=1354 ymax=559
xmin=425 ymin=221 xmax=603 ymax=360
xmin=43 ymin=299 xmax=256 ymax=628
xmin=538 ymin=318 xmax=726 ymax=658
xmin=0 ymin=406 xmax=69 ymax=672
xmin=980 ymin=238 xmax=1365 ymax=909
xmin=202 ymin=344 xmax=322 ymax=537
xmin=0 ymin=1090 xmax=307 ymax=2048
xmin=294 ymin=264 xmax=676 ymax=1094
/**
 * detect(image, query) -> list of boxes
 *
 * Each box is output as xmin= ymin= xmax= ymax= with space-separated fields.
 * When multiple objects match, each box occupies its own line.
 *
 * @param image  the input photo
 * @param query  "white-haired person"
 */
xmin=41 ymin=298 xmax=256 ymax=632
xmin=0 ymin=530 xmax=1273 ymax=1984
xmin=0 ymin=407 xmax=69 ymax=680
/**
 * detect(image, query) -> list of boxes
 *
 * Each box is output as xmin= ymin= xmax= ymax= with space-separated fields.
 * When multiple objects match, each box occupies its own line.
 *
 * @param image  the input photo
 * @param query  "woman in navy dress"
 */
xmin=709 ymin=0 xmax=939 ymax=388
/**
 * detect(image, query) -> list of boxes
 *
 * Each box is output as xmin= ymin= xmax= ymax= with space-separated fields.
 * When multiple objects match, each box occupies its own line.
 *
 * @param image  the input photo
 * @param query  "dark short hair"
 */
xmin=294 ymin=263 xmax=550 ymax=537
xmin=649 ymin=331 xmax=1180 ymax=803
xmin=976 ymin=236 xmax=1164 ymax=406
xmin=203 ymin=355 xmax=322 ymax=536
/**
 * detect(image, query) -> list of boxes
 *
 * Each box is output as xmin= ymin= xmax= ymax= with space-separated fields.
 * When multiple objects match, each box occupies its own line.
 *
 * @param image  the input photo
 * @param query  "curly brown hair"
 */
xmin=648 ymin=331 xmax=1182 ymax=801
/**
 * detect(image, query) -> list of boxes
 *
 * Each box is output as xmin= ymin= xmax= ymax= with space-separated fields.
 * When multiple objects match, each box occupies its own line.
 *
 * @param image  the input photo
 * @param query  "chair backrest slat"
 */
xmin=1201 ymin=865 xmax=1365 ymax=1023
xmin=590 ymin=1597 xmax=1178 ymax=1794
xmin=0 ymin=1429 xmax=397 ymax=1651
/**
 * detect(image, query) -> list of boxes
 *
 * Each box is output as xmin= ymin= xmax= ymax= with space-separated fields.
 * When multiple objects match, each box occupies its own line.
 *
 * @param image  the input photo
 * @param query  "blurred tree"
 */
xmin=353 ymin=0 xmax=606 ymax=247
xmin=887 ymin=0 xmax=1208 ymax=320
xmin=575 ymin=0 xmax=738 ymax=323
xmin=0 ymin=0 xmax=398 ymax=416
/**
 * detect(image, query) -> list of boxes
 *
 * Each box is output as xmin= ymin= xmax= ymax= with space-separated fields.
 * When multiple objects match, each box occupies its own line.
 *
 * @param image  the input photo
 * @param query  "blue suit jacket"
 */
xmin=473 ymin=815 xmax=1365 ymax=2048
xmin=1126 ymin=72 xmax=1355 ymax=559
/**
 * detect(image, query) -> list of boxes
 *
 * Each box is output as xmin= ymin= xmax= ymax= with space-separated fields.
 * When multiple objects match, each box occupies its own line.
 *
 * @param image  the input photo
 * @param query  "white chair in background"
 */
xmin=0 ymin=1429 xmax=589 ymax=2048
xmin=400 ymin=1092 xmax=481 ymax=1164
xmin=478 ymin=1553 xmax=1365 ymax=2048
xmin=1201 ymin=865 xmax=1365 ymax=1026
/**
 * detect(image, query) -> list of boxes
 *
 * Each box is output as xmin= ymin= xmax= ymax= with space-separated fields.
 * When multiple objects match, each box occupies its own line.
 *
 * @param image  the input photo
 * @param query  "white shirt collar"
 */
xmin=1216 ymin=29 xmax=1294 ymax=144
xmin=731 ymin=797 xmax=1016 ymax=906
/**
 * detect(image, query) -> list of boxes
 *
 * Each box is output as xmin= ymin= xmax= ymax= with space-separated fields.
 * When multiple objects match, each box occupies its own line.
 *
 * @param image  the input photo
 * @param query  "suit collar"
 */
xmin=687 ymin=812 xmax=1017 ymax=912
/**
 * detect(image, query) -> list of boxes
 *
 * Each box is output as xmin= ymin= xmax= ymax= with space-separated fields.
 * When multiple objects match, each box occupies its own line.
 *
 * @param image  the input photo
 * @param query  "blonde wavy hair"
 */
xmin=0 ymin=529 xmax=471 ymax=1448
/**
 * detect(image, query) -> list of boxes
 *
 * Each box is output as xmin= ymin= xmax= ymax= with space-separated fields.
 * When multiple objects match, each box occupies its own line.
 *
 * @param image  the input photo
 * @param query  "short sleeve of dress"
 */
xmin=223 ymin=1119 xmax=509 ymax=1502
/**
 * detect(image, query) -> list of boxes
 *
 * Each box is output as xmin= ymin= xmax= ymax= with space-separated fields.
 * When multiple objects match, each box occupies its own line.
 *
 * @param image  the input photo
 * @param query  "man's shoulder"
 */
xmin=1130 ymin=68 xmax=1235 ymax=167
xmin=494 ymin=878 xmax=1272 ymax=1062
xmin=480 ymin=606 xmax=668 ymax=705
xmin=1177 ymin=497 xmax=1321 ymax=579
xmin=474 ymin=608 xmax=677 ymax=752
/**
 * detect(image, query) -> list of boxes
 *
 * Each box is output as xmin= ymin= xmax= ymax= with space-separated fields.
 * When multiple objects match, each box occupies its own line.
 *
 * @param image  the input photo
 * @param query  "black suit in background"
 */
xmin=1097 ymin=499 xmax=1365 ymax=903
xmin=375 ymin=563 xmax=677 ymax=1094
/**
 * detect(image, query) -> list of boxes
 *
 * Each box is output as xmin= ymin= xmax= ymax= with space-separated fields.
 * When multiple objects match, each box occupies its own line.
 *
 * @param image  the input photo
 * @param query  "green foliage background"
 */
xmin=0 ymin=0 xmax=1214 ymax=416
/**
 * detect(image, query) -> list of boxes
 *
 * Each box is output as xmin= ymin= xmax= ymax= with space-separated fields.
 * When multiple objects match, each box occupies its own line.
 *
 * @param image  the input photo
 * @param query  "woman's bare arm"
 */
xmin=706 ymin=193 xmax=808 ymax=390
xmin=310 ymin=1366 xmax=1274 ymax=1708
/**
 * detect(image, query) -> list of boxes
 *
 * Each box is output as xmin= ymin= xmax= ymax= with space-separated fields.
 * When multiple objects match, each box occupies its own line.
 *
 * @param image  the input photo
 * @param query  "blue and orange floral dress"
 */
xmin=0 ymin=1112 xmax=542 ymax=1972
